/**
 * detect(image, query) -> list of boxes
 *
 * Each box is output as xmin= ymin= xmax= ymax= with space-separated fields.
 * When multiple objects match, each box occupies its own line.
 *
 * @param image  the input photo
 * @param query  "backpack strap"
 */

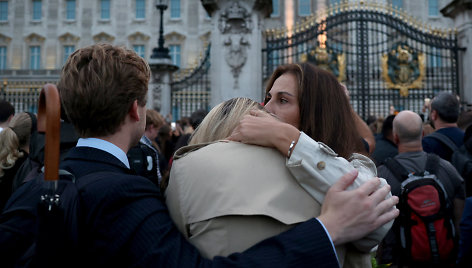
xmin=424 ymin=153 xmax=440 ymax=175
xmin=428 ymin=132 xmax=459 ymax=152
xmin=385 ymin=157 xmax=410 ymax=182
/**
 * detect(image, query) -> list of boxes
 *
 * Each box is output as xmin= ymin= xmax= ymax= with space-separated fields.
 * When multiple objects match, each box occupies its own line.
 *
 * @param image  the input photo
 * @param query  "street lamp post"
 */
xmin=151 ymin=0 xmax=170 ymax=59
xmin=148 ymin=0 xmax=178 ymax=116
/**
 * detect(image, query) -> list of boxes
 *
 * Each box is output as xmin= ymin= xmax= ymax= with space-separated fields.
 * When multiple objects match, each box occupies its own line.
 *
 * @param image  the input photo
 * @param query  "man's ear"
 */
xmin=129 ymin=100 xmax=140 ymax=121
xmin=430 ymin=110 xmax=437 ymax=121
xmin=393 ymin=132 xmax=400 ymax=145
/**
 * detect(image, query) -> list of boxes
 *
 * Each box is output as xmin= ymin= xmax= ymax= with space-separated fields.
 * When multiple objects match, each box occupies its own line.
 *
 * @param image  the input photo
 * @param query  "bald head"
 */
xmin=393 ymin=111 xmax=423 ymax=145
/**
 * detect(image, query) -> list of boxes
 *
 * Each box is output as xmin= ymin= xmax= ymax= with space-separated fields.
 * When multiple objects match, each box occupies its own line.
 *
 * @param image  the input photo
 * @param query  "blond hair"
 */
xmin=189 ymin=98 xmax=265 ymax=144
xmin=0 ymin=113 xmax=33 ymax=177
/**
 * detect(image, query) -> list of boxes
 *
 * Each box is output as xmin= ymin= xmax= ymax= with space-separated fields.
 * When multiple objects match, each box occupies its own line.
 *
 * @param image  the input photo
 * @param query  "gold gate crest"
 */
xmin=382 ymin=43 xmax=425 ymax=97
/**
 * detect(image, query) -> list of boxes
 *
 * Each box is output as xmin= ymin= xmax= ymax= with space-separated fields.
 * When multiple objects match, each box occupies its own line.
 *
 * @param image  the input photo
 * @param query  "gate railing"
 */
xmin=171 ymin=44 xmax=211 ymax=120
xmin=263 ymin=1 xmax=460 ymax=119
xmin=0 ymin=78 xmax=59 ymax=113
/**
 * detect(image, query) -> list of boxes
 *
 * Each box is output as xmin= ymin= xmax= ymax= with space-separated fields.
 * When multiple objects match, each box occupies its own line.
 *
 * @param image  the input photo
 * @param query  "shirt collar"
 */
xmin=76 ymin=138 xmax=130 ymax=168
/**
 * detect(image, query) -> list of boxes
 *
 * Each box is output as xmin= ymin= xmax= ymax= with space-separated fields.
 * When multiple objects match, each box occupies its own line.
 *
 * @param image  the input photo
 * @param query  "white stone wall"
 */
xmin=0 ymin=0 xmax=212 ymax=71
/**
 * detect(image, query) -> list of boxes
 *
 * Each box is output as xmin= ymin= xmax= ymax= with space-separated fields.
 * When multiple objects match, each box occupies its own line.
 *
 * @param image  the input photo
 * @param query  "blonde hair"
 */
xmin=0 ymin=113 xmax=33 ymax=177
xmin=189 ymin=98 xmax=265 ymax=144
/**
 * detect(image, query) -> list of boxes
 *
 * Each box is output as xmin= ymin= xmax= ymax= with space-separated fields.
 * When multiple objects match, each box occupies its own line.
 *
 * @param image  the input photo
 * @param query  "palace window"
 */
xmin=271 ymin=0 xmax=279 ymax=17
xmin=0 ymin=1 xmax=8 ymax=21
xmin=136 ymin=0 xmax=145 ymax=19
xmin=428 ymin=0 xmax=439 ymax=16
xmin=66 ymin=0 xmax=76 ymax=20
xmin=101 ymin=0 xmax=110 ymax=20
xmin=169 ymin=45 xmax=181 ymax=67
xmin=63 ymin=45 xmax=75 ymax=64
xmin=170 ymin=0 xmax=180 ymax=19
xmin=0 ymin=46 xmax=6 ymax=69
xmin=133 ymin=45 xmax=145 ymax=58
xmin=30 ymin=46 xmax=41 ymax=70
xmin=33 ymin=0 xmax=42 ymax=21
xmin=298 ymin=0 xmax=310 ymax=16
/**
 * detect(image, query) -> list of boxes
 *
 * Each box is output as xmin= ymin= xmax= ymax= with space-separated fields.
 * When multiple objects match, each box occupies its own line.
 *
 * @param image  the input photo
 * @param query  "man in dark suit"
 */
xmin=14 ymin=44 xmax=397 ymax=267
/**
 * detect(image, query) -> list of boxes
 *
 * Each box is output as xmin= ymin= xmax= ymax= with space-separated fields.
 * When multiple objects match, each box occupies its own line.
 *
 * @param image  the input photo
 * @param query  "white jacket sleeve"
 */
xmin=286 ymin=132 xmax=393 ymax=252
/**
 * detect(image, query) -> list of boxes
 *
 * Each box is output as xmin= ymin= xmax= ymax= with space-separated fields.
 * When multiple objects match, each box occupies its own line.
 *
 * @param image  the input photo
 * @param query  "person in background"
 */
xmin=423 ymin=91 xmax=464 ymax=161
xmin=376 ymin=110 xmax=465 ymax=267
xmin=174 ymin=109 xmax=208 ymax=151
xmin=457 ymin=110 xmax=472 ymax=131
xmin=367 ymin=115 xmax=378 ymax=135
xmin=128 ymin=109 xmax=165 ymax=187
xmin=372 ymin=115 xmax=398 ymax=166
xmin=156 ymin=123 xmax=173 ymax=173
xmin=0 ymin=100 xmax=15 ymax=133
xmin=0 ymin=112 xmax=34 ymax=209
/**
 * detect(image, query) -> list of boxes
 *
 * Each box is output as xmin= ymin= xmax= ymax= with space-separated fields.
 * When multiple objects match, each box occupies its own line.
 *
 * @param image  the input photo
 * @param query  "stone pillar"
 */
xmin=148 ymin=57 xmax=178 ymax=116
xmin=202 ymin=0 xmax=272 ymax=106
xmin=442 ymin=1 xmax=472 ymax=105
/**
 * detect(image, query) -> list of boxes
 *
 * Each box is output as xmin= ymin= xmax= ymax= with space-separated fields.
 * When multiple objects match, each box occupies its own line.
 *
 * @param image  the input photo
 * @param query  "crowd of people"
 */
xmin=0 ymin=43 xmax=470 ymax=267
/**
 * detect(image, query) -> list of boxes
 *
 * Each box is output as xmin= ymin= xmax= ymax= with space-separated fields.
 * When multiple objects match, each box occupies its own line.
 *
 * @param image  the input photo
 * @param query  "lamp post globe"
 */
xmin=155 ymin=0 xmax=168 ymax=10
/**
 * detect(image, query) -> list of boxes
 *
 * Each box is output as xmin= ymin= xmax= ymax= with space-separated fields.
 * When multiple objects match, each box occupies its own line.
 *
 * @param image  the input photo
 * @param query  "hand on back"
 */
xmin=318 ymin=170 xmax=399 ymax=245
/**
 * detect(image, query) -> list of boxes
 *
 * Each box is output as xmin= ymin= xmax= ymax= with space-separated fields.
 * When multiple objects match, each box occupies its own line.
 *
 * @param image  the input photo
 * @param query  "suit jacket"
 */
xmin=9 ymin=146 xmax=337 ymax=267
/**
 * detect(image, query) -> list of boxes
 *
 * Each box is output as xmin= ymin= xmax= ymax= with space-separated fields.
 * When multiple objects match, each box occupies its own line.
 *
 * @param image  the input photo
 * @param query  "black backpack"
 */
xmin=385 ymin=154 xmax=458 ymax=267
xmin=12 ymin=121 xmax=79 ymax=192
xmin=428 ymin=131 xmax=472 ymax=196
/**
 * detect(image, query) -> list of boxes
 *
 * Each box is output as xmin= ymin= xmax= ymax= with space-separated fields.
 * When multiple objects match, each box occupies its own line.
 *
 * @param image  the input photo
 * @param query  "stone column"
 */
xmin=148 ymin=57 xmax=178 ymax=116
xmin=202 ymin=0 xmax=272 ymax=106
xmin=442 ymin=1 xmax=472 ymax=105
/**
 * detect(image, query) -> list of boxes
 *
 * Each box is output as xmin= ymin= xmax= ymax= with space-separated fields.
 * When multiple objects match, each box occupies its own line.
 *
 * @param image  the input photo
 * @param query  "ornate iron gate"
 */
xmin=170 ymin=44 xmax=211 ymax=120
xmin=263 ymin=2 xmax=460 ymax=119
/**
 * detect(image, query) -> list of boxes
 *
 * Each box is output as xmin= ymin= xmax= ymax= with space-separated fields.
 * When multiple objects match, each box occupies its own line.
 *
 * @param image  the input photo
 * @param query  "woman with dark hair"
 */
xmin=230 ymin=62 xmax=371 ymax=158
xmin=227 ymin=62 xmax=386 ymax=266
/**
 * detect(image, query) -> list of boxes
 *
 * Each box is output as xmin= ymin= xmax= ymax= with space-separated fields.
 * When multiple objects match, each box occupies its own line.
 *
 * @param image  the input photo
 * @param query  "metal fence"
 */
xmin=263 ymin=1 xmax=460 ymax=119
xmin=0 ymin=78 xmax=58 ymax=113
xmin=170 ymin=44 xmax=211 ymax=120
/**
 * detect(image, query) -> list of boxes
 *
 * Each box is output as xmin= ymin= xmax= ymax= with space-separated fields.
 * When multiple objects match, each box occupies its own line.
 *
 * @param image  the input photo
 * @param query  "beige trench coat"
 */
xmin=166 ymin=132 xmax=393 ymax=267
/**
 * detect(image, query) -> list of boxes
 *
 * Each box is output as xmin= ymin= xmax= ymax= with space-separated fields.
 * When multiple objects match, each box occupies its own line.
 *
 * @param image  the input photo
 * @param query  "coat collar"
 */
xmin=63 ymin=146 xmax=130 ymax=173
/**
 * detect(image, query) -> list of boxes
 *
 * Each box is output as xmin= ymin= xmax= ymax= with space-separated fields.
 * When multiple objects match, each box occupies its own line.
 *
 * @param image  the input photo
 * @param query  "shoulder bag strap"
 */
xmin=428 ymin=131 xmax=459 ymax=151
xmin=385 ymin=157 xmax=410 ymax=183
xmin=424 ymin=153 xmax=440 ymax=175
